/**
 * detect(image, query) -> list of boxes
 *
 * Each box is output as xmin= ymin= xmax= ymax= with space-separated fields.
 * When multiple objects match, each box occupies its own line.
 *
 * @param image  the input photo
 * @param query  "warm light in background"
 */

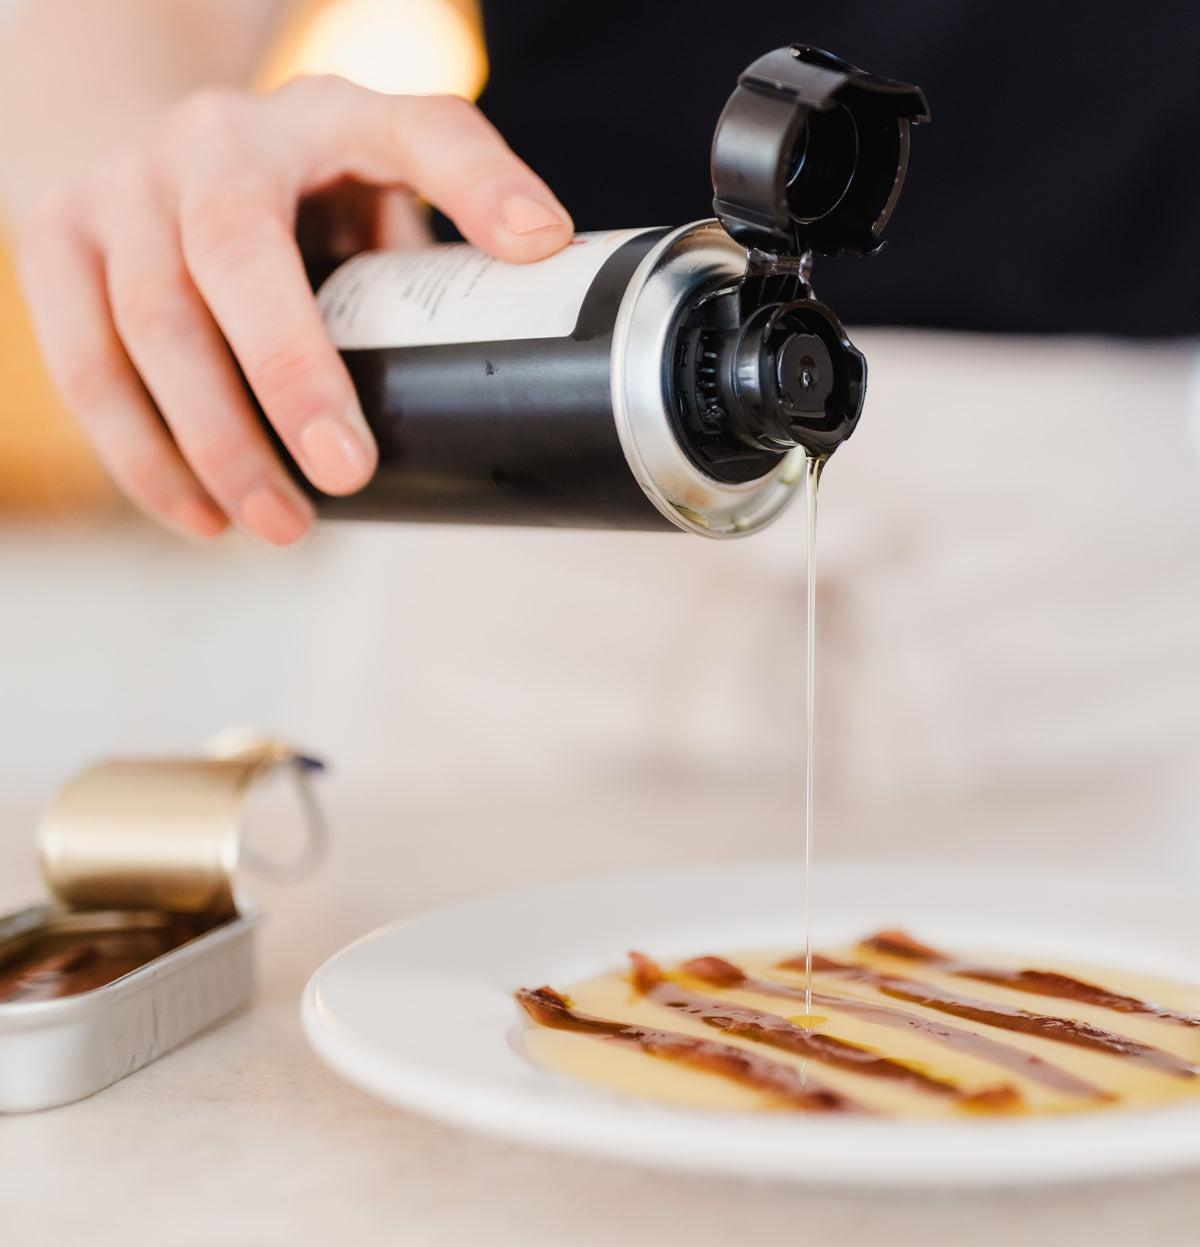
xmin=260 ymin=0 xmax=487 ymax=98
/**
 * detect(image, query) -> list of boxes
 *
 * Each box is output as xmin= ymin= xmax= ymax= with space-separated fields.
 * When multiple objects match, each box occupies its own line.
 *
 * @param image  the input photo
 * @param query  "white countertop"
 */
xmin=4 ymin=330 xmax=1200 ymax=1243
xmin=6 ymin=779 xmax=1200 ymax=1247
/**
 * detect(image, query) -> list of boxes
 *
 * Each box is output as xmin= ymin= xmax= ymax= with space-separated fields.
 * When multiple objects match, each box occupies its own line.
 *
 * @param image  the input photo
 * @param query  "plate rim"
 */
xmin=301 ymin=857 xmax=1200 ymax=1188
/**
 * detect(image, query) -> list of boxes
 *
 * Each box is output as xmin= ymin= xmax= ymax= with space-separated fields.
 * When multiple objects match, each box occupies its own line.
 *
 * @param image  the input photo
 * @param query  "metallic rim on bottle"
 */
xmin=610 ymin=220 xmax=806 ymax=538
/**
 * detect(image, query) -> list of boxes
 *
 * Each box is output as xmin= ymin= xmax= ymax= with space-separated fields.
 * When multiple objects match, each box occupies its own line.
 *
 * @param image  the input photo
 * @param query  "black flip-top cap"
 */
xmin=711 ymin=45 xmax=930 ymax=258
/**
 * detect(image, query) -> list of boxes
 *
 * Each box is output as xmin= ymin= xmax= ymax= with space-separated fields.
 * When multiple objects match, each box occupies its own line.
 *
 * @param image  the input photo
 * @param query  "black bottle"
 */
xmin=300 ymin=46 xmax=928 ymax=537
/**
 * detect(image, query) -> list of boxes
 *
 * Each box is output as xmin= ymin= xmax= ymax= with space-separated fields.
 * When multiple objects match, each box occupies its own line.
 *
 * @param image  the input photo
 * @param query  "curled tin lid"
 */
xmin=37 ymin=732 xmax=326 ymax=917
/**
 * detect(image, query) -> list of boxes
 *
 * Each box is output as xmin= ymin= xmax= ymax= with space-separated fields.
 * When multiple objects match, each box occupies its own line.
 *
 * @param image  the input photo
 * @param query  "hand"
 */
xmin=15 ymin=77 xmax=574 ymax=544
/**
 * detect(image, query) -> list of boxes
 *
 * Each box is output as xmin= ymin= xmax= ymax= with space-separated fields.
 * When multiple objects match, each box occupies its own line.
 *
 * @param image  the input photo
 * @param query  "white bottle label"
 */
xmin=318 ymin=228 xmax=655 ymax=350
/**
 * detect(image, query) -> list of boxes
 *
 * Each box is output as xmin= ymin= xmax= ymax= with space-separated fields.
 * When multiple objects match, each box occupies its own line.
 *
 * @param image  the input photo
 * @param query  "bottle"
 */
xmin=299 ymin=46 xmax=928 ymax=537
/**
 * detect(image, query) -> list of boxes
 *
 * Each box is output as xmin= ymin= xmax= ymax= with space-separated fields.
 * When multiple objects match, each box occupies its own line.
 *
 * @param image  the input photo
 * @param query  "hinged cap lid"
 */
xmin=711 ymin=45 xmax=930 ymax=258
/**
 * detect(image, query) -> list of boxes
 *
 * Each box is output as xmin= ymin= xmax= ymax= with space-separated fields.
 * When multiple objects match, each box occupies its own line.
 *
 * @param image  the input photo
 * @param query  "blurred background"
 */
xmin=1 ymin=0 xmax=1200 ymax=901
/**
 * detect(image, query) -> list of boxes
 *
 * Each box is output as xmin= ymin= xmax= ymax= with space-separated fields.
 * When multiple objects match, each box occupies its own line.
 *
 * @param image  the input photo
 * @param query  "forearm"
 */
xmin=0 ymin=0 xmax=288 ymax=224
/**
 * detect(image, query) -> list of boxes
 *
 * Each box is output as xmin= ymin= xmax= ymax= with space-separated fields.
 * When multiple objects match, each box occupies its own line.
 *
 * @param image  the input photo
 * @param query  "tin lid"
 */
xmin=710 ymin=45 xmax=930 ymax=258
xmin=37 ymin=732 xmax=327 ymax=917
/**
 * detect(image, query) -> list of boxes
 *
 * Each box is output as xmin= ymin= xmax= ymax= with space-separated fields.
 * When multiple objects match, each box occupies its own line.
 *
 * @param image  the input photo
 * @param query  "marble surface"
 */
xmin=4 ymin=330 xmax=1200 ymax=1243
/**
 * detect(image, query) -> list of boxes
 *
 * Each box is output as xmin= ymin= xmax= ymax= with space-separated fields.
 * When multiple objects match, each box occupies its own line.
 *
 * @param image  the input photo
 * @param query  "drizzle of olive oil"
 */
xmin=801 ymin=454 xmax=826 ymax=1025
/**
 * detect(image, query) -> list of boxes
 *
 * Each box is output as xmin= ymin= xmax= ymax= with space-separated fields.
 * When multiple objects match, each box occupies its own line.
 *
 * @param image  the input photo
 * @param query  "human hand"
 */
xmin=16 ymin=77 xmax=574 ymax=544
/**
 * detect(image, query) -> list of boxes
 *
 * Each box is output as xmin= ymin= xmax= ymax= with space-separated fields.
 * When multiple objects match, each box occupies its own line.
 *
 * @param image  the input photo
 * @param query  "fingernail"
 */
xmin=501 ymin=194 xmax=569 ymax=236
xmin=241 ymin=485 xmax=312 ymax=546
xmin=300 ymin=416 xmax=375 ymax=494
xmin=173 ymin=496 xmax=228 ymax=540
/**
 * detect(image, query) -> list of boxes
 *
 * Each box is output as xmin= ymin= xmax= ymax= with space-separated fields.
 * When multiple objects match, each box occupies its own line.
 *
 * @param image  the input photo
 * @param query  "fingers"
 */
xmin=268 ymin=78 xmax=575 ymax=263
xmin=98 ymin=155 xmax=315 ymax=544
xmin=164 ymin=83 xmax=571 ymax=499
xmin=167 ymin=90 xmax=376 ymax=496
xmin=17 ymin=79 xmax=576 ymax=545
xmin=16 ymin=195 xmax=229 ymax=542
xmin=376 ymin=190 xmax=435 ymax=250
xmin=296 ymin=182 xmax=430 ymax=261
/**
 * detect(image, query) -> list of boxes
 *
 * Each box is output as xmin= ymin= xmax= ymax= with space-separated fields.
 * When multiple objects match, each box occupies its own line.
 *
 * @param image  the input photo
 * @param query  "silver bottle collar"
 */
xmin=610 ymin=221 xmax=806 ymax=538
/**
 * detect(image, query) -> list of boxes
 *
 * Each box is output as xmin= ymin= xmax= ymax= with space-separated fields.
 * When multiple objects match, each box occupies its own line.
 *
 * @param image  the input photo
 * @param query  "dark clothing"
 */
xmin=472 ymin=2 xmax=1200 ymax=336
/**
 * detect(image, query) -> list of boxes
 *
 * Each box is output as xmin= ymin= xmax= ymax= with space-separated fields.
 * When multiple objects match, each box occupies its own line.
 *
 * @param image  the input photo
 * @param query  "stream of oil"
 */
xmin=800 ymin=454 xmax=826 ymax=1027
xmin=516 ymin=455 xmax=1200 ymax=1120
xmin=518 ymin=454 xmax=1200 ymax=1119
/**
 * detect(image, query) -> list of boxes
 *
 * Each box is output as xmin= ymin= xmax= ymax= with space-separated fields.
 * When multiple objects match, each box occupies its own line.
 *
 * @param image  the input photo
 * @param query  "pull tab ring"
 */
xmin=205 ymin=729 xmax=329 ymax=885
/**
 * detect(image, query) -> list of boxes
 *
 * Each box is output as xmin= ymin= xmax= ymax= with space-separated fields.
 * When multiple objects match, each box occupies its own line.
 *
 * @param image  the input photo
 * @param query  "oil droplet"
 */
xmin=786 ymin=1014 xmax=827 ymax=1029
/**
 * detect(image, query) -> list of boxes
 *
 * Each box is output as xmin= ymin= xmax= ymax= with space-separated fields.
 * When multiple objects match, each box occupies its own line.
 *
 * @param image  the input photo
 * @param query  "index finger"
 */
xmin=172 ymin=84 xmax=574 ymax=494
xmin=272 ymin=78 xmax=575 ymax=262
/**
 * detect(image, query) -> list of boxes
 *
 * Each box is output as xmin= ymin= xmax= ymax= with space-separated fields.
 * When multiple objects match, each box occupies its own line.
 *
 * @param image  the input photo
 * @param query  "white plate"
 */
xmin=301 ymin=860 xmax=1200 ymax=1188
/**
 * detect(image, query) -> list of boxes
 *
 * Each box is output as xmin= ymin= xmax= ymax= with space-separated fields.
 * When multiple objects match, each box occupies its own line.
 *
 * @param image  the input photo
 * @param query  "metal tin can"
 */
xmin=0 ymin=902 xmax=258 ymax=1113
xmin=0 ymin=736 xmax=323 ymax=1113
